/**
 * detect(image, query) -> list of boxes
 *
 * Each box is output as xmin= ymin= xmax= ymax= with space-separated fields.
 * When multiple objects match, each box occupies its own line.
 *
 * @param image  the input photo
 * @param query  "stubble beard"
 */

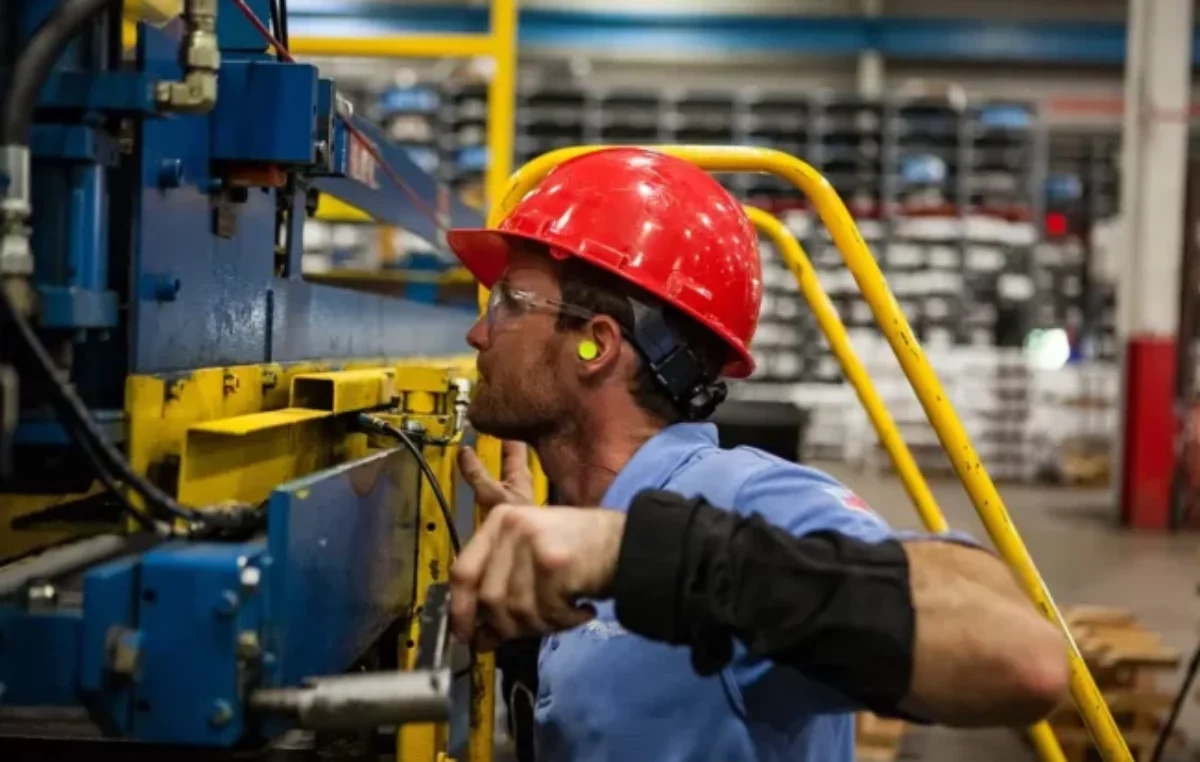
xmin=466 ymin=378 xmax=558 ymax=444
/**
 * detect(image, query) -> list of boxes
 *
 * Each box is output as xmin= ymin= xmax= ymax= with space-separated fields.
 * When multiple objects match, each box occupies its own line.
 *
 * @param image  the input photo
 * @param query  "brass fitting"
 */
xmin=156 ymin=0 xmax=220 ymax=113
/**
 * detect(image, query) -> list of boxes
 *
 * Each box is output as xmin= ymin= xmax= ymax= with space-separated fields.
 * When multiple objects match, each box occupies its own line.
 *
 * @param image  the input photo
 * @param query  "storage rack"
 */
xmin=1040 ymin=130 xmax=1121 ymax=362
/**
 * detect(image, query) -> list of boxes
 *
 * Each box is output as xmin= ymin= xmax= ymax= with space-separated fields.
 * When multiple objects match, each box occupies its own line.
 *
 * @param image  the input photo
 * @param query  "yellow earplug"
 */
xmin=578 ymin=339 xmax=598 ymax=361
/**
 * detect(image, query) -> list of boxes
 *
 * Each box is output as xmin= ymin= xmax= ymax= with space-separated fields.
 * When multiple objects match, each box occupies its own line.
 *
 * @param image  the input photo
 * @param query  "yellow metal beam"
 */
xmin=484 ymin=0 xmax=518 ymax=213
xmin=290 ymin=34 xmax=495 ymax=59
xmin=314 ymin=194 xmax=372 ymax=223
xmin=179 ymin=410 xmax=352 ymax=508
xmin=492 ymin=145 xmax=1132 ymax=762
xmin=291 ymin=368 xmax=398 ymax=414
xmin=746 ymin=207 xmax=1067 ymax=762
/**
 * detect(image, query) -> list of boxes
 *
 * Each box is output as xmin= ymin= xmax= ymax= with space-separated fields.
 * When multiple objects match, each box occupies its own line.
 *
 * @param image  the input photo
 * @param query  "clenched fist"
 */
xmin=448 ymin=503 xmax=626 ymax=651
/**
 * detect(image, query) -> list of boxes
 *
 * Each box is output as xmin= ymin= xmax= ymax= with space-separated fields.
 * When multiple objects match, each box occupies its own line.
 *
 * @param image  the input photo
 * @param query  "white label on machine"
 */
xmin=348 ymin=134 xmax=381 ymax=189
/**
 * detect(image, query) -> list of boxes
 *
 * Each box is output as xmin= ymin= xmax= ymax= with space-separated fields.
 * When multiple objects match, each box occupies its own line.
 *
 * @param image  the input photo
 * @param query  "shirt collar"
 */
xmin=600 ymin=422 xmax=719 ymax=511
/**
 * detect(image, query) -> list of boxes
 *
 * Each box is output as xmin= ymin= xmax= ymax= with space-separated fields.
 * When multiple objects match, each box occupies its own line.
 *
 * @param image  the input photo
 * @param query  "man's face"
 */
xmin=465 ymin=248 xmax=573 ymax=443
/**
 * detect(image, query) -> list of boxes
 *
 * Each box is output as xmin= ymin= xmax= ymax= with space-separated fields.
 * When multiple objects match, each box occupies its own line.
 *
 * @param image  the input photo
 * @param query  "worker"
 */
xmin=445 ymin=147 xmax=1069 ymax=761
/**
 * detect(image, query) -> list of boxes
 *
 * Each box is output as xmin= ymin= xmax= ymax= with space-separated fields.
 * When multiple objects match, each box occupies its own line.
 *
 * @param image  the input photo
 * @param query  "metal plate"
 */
xmin=264 ymin=447 xmax=420 ymax=687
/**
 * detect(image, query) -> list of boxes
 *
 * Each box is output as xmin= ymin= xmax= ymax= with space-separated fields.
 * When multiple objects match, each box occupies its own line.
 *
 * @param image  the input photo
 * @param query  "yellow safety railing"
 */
xmin=293 ymin=6 xmax=521 ymax=761
xmin=746 ymin=207 xmax=1067 ymax=762
xmin=488 ymin=145 xmax=1133 ymax=762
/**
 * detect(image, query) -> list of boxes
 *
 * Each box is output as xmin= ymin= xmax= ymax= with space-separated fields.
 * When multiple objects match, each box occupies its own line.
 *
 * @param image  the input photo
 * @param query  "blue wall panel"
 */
xmin=285 ymin=4 xmax=1197 ymax=65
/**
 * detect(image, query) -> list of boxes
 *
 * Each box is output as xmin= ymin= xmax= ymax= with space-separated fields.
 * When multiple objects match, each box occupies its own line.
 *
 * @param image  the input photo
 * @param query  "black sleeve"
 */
xmin=610 ymin=488 xmax=917 ymax=718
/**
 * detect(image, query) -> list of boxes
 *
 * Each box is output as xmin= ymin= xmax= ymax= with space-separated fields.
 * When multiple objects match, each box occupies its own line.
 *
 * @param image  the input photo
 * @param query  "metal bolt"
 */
xmin=209 ymin=699 xmax=233 ymax=727
xmin=237 ymin=631 xmax=261 ymax=660
xmin=222 ymin=372 xmax=239 ymax=396
xmin=214 ymin=590 xmax=240 ymax=618
xmin=25 ymin=582 xmax=56 ymax=608
xmin=158 ymin=159 xmax=184 ymax=189
xmin=401 ymin=419 xmax=425 ymax=437
xmin=239 ymin=565 xmax=261 ymax=591
xmin=261 ymin=370 xmax=278 ymax=390
xmin=154 ymin=275 xmax=181 ymax=303
xmin=107 ymin=627 xmax=143 ymax=677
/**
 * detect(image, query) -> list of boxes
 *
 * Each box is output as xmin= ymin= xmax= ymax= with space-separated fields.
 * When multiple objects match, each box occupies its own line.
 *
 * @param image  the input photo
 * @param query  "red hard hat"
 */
xmin=446 ymin=148 xmax=762 ymax=378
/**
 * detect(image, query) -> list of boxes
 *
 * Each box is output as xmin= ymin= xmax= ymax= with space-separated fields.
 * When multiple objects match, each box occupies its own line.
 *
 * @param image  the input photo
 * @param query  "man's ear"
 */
xmin=576 ymin=316 xmax=624 ymax=380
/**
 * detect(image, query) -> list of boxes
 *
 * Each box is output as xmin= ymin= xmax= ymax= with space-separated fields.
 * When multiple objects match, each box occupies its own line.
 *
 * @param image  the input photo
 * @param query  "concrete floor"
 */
xmin=820 ymin=462 xmax=1200 ymax=762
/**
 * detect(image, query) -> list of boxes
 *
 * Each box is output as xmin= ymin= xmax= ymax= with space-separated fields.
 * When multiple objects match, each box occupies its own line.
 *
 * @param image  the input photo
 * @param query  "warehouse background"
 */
xmin=288 ymin=3 xmax=1200 ymax=760
xmin=299 ymin=0 xmax=1160 ymax=484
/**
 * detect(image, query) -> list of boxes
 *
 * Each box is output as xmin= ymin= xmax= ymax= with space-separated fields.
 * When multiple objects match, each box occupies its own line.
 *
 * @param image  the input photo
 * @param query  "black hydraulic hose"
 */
xmin=357 ymin=414 xmax=462 ymax=554
xmin=0 ymin=286 xmax=202 ymax=528
xmin=1 ymin=0 xmax=123 ymax=145
xmin=278 ymin=0 xmax=290 ymax=48
xmin=70 ymin=419 xmax=158 ymax=532
xmin=268 ymin=0 xmax=283 ymax=49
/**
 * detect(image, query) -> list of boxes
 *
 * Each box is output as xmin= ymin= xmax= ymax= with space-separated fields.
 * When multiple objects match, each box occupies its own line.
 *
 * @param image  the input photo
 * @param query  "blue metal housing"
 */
xmin=0 ymin=449 xmax=420 ymax=746
xmin=210 ymin=62 xmax=320 ymax=165
xmin=128 ymin=15 xmax=477 ymax=375
xmin=0 ymin=0 xmax=479 ymax=748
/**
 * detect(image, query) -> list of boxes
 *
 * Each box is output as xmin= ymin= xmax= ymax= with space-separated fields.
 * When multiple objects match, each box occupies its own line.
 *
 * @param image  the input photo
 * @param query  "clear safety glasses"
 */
xmin=484 ymin=281 xmax=598 ymax=332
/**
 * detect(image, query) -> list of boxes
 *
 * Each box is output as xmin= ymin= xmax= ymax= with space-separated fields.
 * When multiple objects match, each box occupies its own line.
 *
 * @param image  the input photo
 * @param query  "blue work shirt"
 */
xmin=534 ymin=422 xmax=906 ymax=762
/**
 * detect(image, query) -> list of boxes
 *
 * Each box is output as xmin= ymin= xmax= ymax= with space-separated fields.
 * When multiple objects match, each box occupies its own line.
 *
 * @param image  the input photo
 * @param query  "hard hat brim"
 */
xmin=446 ymin=227 xmax=540 ymax=289
xmin=446 ymin=227 xmax=755 ymax=379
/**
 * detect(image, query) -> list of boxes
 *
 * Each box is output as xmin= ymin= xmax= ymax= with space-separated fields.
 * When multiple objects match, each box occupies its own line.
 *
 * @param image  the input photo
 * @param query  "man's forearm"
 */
xmin=611 ymin=489 xmax=917 ymax=717
xmin=609 ymin=489 xmax=1068 ymax=727
xmin=902 ymin=540 xmax=1069 ymax=726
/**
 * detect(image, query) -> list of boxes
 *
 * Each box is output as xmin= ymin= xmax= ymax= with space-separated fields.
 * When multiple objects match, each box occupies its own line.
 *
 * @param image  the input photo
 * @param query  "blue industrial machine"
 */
xmin=0 ymin=0 xmax=485 ymax=757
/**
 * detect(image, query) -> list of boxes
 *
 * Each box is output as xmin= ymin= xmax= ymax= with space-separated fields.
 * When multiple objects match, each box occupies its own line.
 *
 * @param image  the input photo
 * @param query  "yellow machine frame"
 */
xmin=117 ymin=356 xmax=483 ymax=762
xmin=489 ymin=146 xmax=1134 ymax=762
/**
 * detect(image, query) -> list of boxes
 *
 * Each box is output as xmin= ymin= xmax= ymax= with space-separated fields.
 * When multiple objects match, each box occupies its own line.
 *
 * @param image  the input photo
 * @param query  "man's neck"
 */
xmin=534 ymin=415 xmax=664 ymax=506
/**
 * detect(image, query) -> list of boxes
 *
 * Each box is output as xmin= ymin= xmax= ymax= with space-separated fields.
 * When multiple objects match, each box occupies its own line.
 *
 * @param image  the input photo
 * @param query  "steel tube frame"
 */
xmin=489 ymin=145 xmax=1132 ymax=762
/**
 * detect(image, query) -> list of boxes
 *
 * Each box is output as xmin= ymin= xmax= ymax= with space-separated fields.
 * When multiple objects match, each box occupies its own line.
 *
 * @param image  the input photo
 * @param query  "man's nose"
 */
xmin=466 ymin=315 xmax=488 ymax=351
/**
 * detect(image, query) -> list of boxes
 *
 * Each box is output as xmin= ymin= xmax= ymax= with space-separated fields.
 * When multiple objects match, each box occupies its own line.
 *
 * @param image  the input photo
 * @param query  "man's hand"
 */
xmin=458 ymin=440 xmax=535 ymax=511
xmin=449 ymin=503 xmax=625 ymax=651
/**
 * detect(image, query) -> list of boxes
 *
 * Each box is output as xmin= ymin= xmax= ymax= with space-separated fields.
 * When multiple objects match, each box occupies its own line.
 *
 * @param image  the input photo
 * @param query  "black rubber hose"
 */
xmin=268 ymin=0 xmax=282 ymax=48
xmin=357 ymin=414 xmax=462 ymax=554
xmin=278 ymin=0 xmax=290 ymax=48
xmin=71 ymin=420 xmax=158 ymax=532
xmin=0 ymin=286 xmax=201 ymax=527
xmin=1 ymin=0 xmax=123 ymax=145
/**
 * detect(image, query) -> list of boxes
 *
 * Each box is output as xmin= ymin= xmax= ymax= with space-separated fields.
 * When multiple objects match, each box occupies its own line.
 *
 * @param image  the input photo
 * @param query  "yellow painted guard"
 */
xmin=490 ymin=145 xmax=1132 ymax=762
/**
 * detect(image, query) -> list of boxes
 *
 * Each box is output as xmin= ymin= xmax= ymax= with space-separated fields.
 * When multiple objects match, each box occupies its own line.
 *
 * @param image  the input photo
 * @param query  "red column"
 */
xmin=1119 ymin=337 xmax=1177 ymax=529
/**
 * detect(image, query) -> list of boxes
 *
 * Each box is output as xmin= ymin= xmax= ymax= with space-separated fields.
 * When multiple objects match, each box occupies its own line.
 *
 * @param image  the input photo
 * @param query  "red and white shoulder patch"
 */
xmin=823 ymin=485 xmax=875 ymax=515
